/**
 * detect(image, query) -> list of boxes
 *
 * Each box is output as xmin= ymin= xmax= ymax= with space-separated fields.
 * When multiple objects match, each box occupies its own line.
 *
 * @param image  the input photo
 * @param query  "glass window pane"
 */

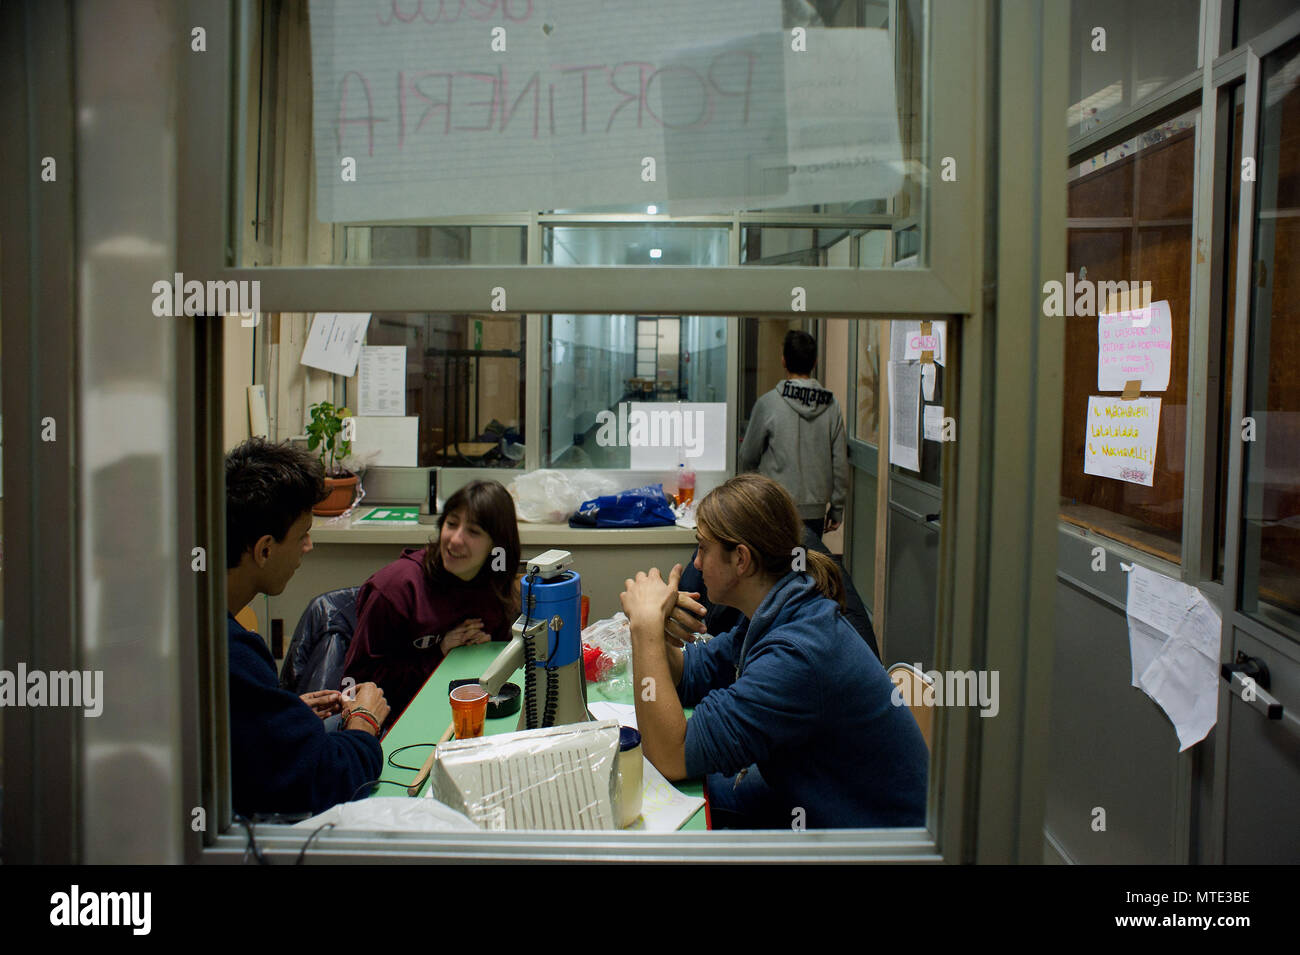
xmin=1215 ymin=85 xmax=1245 ymax=582
xmin=543 ymin=315 xmax=727 ymax=467
xmin=742 ymin=226 xmax=890 ymax=266
xmin=544 ymin=226 xmax=729 ymax=266
xmin=1240 ymin=39 xmax=1300 ymax=621
xmin=236 ymin=0 xmax=930 ymax=267
xmin=363 ymin=314 xmax=525 ymax=468
xmin=1235 ymin=0 xmax=1299 ymax=47
xmin=1069 ymin=0 xmax=1200 ymax=139
xmin=1060 ymin=111 xmax=1198 ymax=564
xmin=854 ymin=321 xmax=883 ymax=446
xmin=238 ymin=313 xmax=525 ymax=470
xmin=343 ymin=226 xmax=526 ymax=266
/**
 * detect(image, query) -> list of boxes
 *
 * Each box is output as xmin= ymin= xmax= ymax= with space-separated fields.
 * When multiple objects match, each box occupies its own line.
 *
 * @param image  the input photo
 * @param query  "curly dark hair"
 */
xmin=225 ymin=438 xmax=326 ymax=569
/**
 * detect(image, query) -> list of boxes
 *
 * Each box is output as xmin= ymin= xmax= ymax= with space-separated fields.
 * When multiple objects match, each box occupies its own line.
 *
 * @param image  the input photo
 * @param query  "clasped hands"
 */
xmin=619 ymin=564 xmax=708 ymax=647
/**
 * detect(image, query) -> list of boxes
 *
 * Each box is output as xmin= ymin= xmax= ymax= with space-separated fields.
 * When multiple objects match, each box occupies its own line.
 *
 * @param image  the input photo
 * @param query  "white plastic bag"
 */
xmin=509 ymin=469 xmax=618 ymax=523
xmin=292 ymin=796 xmax=478 ymax=833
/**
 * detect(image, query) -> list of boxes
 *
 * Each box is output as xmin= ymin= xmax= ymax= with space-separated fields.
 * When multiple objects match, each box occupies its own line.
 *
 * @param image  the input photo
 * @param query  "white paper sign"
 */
xmin=301 ymin=312 xmax=371 ymax=377
xmin=665 ymin=28 xmax=904 ymax=214
xmin=348 ymin=415 xmax=418 ymax=467
xmin=309 ymin=3 xmax=902 ymax=220
xmin=923 ymin=404 xmax=945 ymax=442
xmin=903 ymin=320 xmax=946 ymax=365
xmin=888 ymin=361 xmax=921 ymax=472
xmin=1083 ymin=396 xmax=1161 ymax=487
xmin=621 ymin=402 xmax=726 ymax=471
xmin=1098 ymin=300 xmax=1172 ymax=391
xmin=358 ymin=346 xmax=407 ymax=416
xmin=310 ymin=0 xmax=787 ymax=221
xmin=1126 ymin=565 xmax=1222 ymax=752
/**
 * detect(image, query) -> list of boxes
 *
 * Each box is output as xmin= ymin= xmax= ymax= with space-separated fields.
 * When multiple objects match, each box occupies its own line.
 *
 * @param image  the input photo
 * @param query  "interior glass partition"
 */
xmin=164 ymin=0 xmax=1062 ymax=864
xmin=237 ymin=0 xmax=932 ymax=271
xmin=1238 ymin=36 xmax=1300 ymax=623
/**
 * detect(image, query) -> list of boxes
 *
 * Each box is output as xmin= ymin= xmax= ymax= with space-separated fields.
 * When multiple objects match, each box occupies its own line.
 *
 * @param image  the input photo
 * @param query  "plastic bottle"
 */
xmin=676 ymin=462 xmax=695 ymax=506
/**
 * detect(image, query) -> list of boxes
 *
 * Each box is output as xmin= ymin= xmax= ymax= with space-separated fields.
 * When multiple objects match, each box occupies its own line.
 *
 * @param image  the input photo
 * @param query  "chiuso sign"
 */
xmin=308 ymin=0 xmax=902 ymax=219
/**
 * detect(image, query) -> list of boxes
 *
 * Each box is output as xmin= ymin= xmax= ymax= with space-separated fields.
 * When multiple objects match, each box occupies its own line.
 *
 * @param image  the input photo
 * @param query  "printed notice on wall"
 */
xmin=1083 ymin=396 xmax=1161 ymax=487
xmin=922 ymin=404 xmax=945 ymax=442
xmin=888 ymin=361 xmax=921 ymax=472
xmin=301 ymin=312 xmax=371 ymax=377
xmin=358 ymin=346 xmax=407 ymax=417
xmin=1097 ymin=300 xmax=1172 ymax=392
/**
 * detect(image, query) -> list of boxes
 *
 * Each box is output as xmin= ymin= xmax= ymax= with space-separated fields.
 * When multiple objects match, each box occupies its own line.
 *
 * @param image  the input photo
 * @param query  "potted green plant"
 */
xmin=306 ymin=400 xmax=358 ymax=516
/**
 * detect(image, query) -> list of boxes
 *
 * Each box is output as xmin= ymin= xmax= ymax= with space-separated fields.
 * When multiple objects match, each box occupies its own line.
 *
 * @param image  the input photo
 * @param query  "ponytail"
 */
xmin=699 ymin=473 xmax=846 ymax=608
xmin=804 ymin=549 xmax=845 ymax=608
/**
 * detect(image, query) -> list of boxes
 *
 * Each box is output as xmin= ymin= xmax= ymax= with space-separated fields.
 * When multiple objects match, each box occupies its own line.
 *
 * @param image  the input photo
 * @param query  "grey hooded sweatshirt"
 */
xmin=738 ymin=378 xmax=847 ymax=523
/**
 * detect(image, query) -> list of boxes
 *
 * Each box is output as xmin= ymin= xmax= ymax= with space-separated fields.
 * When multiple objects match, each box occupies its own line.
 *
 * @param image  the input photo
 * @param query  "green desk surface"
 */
xmin=379 ymin=642 xmax=708 ymax=830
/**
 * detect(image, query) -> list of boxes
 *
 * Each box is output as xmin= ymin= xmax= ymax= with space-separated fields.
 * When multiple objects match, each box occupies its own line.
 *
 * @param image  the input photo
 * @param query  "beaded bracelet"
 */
xmin=344 ymin=709 xmax=380 ymax=734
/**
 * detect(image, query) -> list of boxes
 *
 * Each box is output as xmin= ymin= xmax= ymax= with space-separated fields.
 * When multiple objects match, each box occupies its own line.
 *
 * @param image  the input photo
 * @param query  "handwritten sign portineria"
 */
xmin=309 ymin=0 xmax=903 ymax=220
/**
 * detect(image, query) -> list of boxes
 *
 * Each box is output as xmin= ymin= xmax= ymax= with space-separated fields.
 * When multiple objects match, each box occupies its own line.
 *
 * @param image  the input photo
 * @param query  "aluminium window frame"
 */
xmin=164 ymin=0 xmax=1065 ymax=864
xmin=1055 ymin=0 xmax=1300 ymax=865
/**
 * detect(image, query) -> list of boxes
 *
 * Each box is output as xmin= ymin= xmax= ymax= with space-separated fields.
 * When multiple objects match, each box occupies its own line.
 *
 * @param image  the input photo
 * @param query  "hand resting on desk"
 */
xmin=440 ymin=617 xmax=491 ymax=651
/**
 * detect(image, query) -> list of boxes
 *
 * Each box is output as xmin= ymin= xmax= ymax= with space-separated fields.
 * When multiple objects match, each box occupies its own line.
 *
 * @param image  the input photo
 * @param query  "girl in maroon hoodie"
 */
xmin=342 ymin=480 xmax=521 ymax=726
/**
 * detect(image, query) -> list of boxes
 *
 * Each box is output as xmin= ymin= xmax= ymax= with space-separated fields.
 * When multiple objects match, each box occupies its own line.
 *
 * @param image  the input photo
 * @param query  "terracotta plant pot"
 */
xmin=314 ymin=474 xmax=359 ymax=516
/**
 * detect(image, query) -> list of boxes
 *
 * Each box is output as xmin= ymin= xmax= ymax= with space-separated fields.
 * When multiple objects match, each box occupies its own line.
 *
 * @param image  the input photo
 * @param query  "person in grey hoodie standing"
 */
xmin=738 ymin=329 xmax=848 ymax=539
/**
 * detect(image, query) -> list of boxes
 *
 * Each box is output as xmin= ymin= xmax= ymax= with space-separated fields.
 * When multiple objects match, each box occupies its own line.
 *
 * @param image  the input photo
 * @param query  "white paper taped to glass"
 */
xmin=308 ymin=1 xmax=903 ymax=220
xmin=429 ymin=719 xmax=621 ymax=830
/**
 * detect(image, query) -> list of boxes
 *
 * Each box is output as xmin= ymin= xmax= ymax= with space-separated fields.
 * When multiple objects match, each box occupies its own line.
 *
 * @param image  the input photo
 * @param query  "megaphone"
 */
xmin=479 ymin=550 xmax=590 ymax=729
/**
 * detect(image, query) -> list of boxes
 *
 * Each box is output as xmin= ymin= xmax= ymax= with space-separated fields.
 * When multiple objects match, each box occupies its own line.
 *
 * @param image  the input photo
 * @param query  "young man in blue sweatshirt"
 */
xmin=226 ymin=438 xmax=390 ymax=817
xmin=622 ymin=473 xmax=927 ymax=829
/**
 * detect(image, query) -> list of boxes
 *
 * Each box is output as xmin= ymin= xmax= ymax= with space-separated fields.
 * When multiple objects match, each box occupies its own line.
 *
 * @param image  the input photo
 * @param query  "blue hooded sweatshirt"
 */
xmin=680 ymin=572 xmax=927 ymax=829
xmin=228 ymin=613 xmax=381 ymax=817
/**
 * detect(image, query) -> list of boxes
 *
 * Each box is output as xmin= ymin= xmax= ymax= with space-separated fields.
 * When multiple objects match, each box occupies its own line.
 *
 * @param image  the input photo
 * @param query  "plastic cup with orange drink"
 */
xmin=449 ymin=684 xmax=489 ymax=739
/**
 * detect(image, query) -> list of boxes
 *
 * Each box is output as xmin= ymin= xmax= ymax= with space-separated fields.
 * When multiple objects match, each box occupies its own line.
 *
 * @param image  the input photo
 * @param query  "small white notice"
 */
xmin=1126 ymin=565 xmax=1222 ymax=751
xmin=903 ymin=320 xmax=946 ymax=365
xmin=923 ymin=405 xmax=945 ymax=442
xmin=1098 ymin=300 xmax=1172 ymax=392
xmin=587 ymin=702 xmax=705 ymax=832
xmin=358 ymin=346 xmax=407 ymax=417
xmin=1083 ymin=396 xmax=1161 ymax=487
xmin=622 ymin=402 xmax=727 ymax=471
xmin=347 ymin=415 xmax=418 ymax=467
xmin=301 ymin=312 xmax=371 ymax=377
xmin=888 ymin=361 xmax=921 ymax=472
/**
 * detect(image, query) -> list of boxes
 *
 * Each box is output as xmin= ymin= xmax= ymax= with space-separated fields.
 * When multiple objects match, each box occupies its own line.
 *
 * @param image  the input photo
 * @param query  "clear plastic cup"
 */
xmin=449 ymin=684 xmax=488 ymax=739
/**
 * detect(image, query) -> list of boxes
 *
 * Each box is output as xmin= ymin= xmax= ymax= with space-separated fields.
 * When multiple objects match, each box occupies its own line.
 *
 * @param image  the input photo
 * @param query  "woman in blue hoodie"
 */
xmin=621 ymin=473 xmax=928 ymax=829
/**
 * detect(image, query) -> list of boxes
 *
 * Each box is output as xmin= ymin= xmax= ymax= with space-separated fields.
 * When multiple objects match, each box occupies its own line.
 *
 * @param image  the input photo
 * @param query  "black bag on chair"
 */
xmin=279 ymin=586 xmax=361 ymax=694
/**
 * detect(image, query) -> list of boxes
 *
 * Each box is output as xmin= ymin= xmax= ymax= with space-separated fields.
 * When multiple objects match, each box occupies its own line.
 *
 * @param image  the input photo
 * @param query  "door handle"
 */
xmin=1221 ymin=652 xmax=1284 ymax=721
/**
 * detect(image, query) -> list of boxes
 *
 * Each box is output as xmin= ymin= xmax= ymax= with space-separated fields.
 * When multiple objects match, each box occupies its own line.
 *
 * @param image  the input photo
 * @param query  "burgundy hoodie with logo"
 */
xmin=342 ymin=547 xmax=511 ymax=726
